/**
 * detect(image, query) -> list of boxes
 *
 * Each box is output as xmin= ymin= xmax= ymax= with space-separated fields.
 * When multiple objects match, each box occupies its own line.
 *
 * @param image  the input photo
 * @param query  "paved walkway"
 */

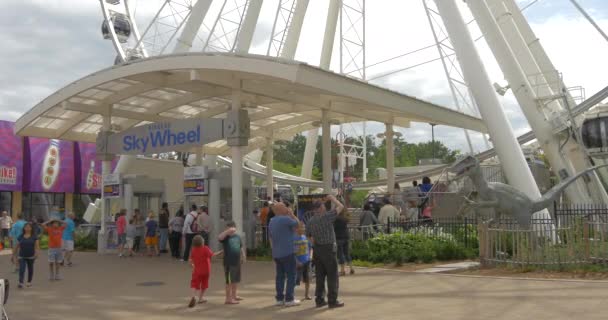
xmin=416 ymin=261 xmax=480 ymax=273
xmin=1 ymin=251 xmax=608 ymax=320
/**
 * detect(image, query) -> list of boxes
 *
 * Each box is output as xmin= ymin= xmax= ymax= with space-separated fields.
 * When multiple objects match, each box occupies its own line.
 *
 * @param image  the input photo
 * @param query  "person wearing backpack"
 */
xmin=182 ymin=204 xmax=200 ymax=262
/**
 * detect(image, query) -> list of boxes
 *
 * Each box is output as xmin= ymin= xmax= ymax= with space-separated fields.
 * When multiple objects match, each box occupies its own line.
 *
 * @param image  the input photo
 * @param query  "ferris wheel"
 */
xmin=100 ymin=0 xmax=251 ymax=63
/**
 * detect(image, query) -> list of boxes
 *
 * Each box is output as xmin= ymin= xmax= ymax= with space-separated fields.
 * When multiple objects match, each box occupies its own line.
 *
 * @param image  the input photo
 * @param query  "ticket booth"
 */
xmin=97 ymin=174 xmax=165 ymax=253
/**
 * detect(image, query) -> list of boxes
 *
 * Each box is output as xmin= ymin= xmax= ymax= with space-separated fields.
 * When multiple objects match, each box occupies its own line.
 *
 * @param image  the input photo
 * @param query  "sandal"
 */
xmin=234 ymin=296 xmax=244 ymax=301
xmin=188 ymin=297 xmax=196 ymax=308
xmin=225 ymin=300 xmax=240 ymax=305
xmin=198 ymin=299 xmax=208 ymax=304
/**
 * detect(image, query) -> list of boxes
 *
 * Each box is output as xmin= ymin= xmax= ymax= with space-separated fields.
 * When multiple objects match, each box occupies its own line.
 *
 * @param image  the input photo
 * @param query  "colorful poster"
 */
xmin=0 ymin=121 xmax=23 ymax=191
xmin=25 ymin=137 xmax=75 ymax=192
xmin=183 ymin=166 xmax=209 ymax=195
xmin=103 ymin=173 xmax=121 ymax=198
xmin=76 ymin=142 xmax=117 ymax=194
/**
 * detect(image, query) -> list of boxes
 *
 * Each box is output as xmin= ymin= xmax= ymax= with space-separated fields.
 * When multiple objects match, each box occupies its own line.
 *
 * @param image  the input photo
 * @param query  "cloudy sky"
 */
xmin=1 ymin=0 xmax=607 ymax=153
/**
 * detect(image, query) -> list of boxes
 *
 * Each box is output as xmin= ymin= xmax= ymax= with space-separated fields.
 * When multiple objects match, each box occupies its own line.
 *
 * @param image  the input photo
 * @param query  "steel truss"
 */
xmin=339 ymin=0 xmax=366 ymax=79
xmin=202 ymin=0 xmax=250 ymax=52
xmin=424 ymin=0 xmax=489 ymax=153
xmin=267 ymin=0 xmax=298 ymax=56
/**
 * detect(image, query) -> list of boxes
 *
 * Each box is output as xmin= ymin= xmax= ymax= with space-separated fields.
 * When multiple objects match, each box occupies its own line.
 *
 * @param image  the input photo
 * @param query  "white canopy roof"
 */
xmin=14 ymin=53 xmax=487 ymax=155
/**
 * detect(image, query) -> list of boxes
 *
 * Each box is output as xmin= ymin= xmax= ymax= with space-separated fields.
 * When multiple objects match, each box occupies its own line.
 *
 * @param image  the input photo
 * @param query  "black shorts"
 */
xmin=224 ymin=264 xmax=241 ymax=284
xmin=297 ymin=261 xmax=311 ymax=285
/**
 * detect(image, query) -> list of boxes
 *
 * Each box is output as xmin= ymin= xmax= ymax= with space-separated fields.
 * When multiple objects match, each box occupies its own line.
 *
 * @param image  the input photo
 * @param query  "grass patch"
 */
xmin=352 ymin=260 xmax=385 ymax=268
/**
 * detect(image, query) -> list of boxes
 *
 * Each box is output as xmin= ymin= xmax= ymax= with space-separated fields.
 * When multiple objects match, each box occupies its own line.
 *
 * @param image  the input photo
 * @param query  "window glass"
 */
xmin=22 ymin=192 xmax=65 ymax=221
xmin=0 ymin=192 xmax=11 ymax=213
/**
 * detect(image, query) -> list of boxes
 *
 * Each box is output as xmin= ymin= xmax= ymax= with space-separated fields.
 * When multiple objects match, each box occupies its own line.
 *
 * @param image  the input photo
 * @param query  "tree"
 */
xmin=265 ymin=132 xmax=460 ymax=181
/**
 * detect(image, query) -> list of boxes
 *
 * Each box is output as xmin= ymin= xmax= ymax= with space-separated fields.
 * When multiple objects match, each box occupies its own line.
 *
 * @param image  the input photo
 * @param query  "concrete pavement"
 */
xmin=1 ymin=251 xmax=607 ymax=320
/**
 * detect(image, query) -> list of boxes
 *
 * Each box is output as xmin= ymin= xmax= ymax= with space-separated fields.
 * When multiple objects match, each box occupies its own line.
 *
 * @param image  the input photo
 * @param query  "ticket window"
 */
xmin=0 ymin=192 xmax=11 ymax=214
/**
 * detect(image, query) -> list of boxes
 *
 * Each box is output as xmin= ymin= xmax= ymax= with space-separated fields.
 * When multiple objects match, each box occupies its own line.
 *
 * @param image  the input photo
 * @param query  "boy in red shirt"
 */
xmin=188 ymin=235 xmax=218 ymax=307
xmin=43 ymin=219 xmax=67 ymax=280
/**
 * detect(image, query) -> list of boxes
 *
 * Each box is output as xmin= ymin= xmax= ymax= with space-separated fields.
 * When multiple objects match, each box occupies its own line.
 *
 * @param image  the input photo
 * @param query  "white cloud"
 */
xmin=1 ymin=0 xmax=607 ymax=155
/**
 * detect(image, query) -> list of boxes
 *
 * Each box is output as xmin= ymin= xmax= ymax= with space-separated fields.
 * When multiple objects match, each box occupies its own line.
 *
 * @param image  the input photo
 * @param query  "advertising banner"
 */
xmin=26 ymin=138 xmax=74 ymax=193
xmin=183 ymin=166 xmax=208 ymax=195
xmin=0 ymin=121 xmax=23 ymax=191
xmin=296 ymin=194 xmax=328 ymax=224
xmin=76 ymin=142 xmax=118 ymax=194
xmin=103 ymin=173 xmax=121 ymax=198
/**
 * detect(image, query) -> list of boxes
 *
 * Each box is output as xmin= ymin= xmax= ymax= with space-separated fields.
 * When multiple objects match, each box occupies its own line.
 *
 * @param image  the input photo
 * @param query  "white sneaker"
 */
xmin=275 ymin=300 xmax=285 ymax=307
xmin=284 ymin=300 xmax=301 ymax=307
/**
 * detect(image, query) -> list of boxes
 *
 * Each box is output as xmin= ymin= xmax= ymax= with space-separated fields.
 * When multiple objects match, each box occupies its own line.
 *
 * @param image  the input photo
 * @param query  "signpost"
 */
xmin=183 ymin=166 xmax=209 ymax=196
xmin=103 ymin=173 xmax=121 ymax=198
xmin=96 ymin=118 xmax=225 ymax=156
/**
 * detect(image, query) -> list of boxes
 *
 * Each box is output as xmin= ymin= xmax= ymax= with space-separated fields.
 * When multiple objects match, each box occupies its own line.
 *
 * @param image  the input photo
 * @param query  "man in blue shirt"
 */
xmin=9 ymin=213 xmax=26 ymax=248
xmin=269 ymin=202 xmax=300 ymax=307
xmin=9 ymin=213 xmax=26 ymax=272
xmin=62 ymin=212 xmax=76 ymax=267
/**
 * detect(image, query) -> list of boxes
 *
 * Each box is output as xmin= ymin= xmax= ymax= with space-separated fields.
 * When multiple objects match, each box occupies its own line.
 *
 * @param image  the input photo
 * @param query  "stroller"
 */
xmin=0 ymin=279 xmax=8 ymax=320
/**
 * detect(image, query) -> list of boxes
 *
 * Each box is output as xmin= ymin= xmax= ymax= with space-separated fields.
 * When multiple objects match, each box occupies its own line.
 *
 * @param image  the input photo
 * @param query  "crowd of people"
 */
xmin=110 ymin=203 xmax=247 ymax=307
xmin=1 ymin=210 xmax=76 ymax=289
xmin=253 ymin=194 xmax=349 ymax=309
xmin=372 ymin=177 xmax=436 ymax=228
xmin=0 ymin=177 xmax=434 ymax=310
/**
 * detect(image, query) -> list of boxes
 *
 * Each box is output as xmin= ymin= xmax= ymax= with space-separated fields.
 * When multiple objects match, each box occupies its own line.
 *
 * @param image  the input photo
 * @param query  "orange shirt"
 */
xmin=259 ymin=207 xmax=269 ymax=225
xmin=45 ymin=226 xmax=66 ymax=248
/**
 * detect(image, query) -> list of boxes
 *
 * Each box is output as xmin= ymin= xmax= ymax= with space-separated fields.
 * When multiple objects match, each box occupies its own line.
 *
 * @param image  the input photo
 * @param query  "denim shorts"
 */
xmin=48 ymin=248 xmax=64 ymax=263
xmin=117 ymin=233 xmax=127 ymax=245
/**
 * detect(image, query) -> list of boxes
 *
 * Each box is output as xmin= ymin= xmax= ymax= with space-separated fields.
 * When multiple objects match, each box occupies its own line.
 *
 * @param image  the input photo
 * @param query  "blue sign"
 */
xmin=99 ymin=118 xmax=225 ymax=155
xmin=123 ymin=124 xmax=201 ymax=153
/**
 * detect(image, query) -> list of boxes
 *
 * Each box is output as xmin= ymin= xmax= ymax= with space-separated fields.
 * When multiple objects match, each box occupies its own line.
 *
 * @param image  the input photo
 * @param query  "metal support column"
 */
xmin=301 ymin=0 xmax=339 ymax=186
xmin=434 ymin=0 xmax=546 ymax=214
xmin=231 ymin=89 xmax=244 ymax=235
xmin=235 ymin=0 xmax=264 ymax=53
xmin=280 ymin=0 xmax=309 ymax=59
xmin=99 ymin=113 xmax=112 ymax=254
xmin=322 ymin=110 xmax=332 ymax=193
xmin=467 ymin=0 xmax=592 ymax=204
xmin=209 ymin=177 xmax=220 ymax=251
xmin=385 ymin=124 xmax=395 ymax=195
xmin=173 ymin=0 xmax=213 ymax=53
xmin=266 ymin=135 xmax=274 ymax=201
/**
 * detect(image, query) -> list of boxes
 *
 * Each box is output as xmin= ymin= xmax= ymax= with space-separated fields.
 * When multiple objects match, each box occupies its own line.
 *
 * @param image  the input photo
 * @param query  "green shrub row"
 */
xmin=351 ymin=232 xmax=477 ymax=265
xmin=75 ymin=231 xmax=97 ymax=251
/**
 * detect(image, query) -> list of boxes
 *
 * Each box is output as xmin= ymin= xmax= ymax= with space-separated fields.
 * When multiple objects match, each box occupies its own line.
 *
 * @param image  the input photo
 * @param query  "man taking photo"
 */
xmin=306 ymin=194 xmax=345 ymax=309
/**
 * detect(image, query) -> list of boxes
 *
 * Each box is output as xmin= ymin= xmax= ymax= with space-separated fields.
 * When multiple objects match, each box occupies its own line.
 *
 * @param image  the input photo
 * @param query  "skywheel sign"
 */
xmin=97 ymin=118 xmax=225 ymax=156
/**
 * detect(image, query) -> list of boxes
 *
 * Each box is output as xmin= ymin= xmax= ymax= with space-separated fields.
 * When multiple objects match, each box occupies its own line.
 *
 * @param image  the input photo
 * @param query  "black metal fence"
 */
xmin=251 ymin=203 xmax=608 ymax=254
xmin=554 ymin=203 xmax=608 ymax=226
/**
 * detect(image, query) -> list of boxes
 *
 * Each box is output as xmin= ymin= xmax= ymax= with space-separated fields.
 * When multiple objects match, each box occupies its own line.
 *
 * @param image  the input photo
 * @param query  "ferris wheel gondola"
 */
xmin=581 ymin=105 xmax=608 ymax=158
xmin=100 ymin=0 xmax=252 ymax=61
xmin=101 ymin=12 xmax=132 ymax=43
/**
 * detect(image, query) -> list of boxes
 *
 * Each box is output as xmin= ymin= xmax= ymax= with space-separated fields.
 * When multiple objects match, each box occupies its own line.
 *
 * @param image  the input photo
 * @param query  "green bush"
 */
xmin=75 ymin=231 xmax=97 ymax=251
xmin=452 ymin=224 xmax=479 ymax=249
xmin=354 ymin=231 xmax=474 ymax=265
